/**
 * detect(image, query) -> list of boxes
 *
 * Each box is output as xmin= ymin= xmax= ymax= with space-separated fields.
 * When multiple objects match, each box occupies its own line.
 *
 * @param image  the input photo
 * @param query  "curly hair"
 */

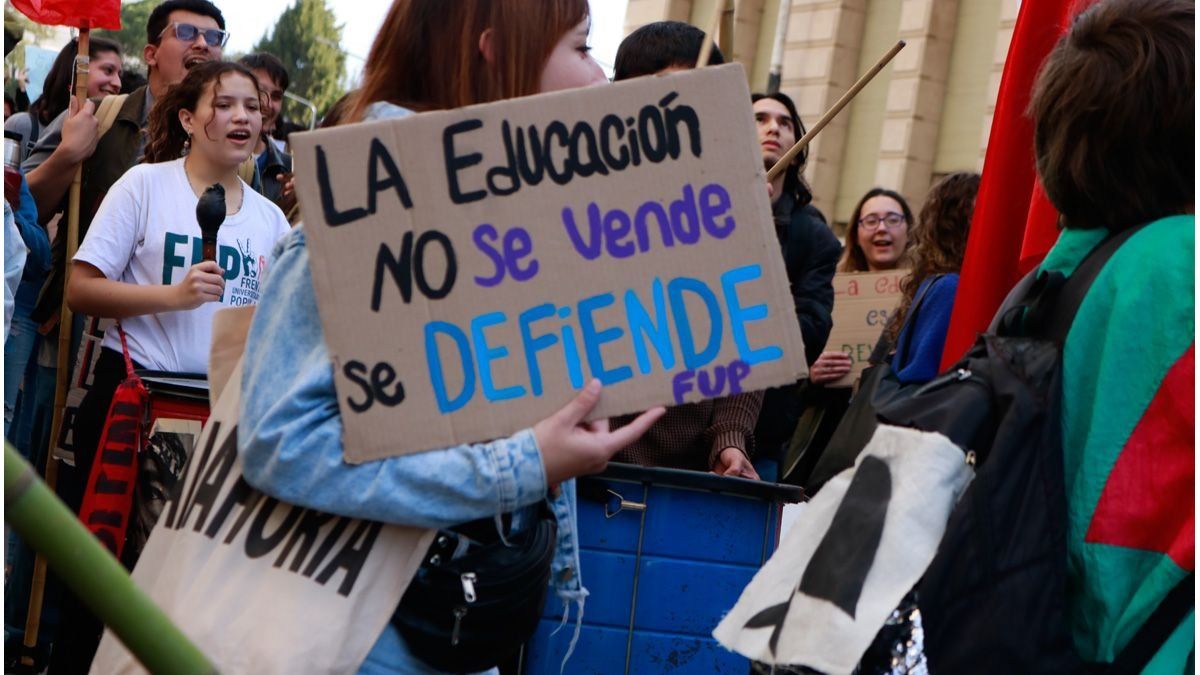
xmin=143 ymin=61 xmax=261 ymax=164
xmin=885 ymin=172 xmax=981 ymax=345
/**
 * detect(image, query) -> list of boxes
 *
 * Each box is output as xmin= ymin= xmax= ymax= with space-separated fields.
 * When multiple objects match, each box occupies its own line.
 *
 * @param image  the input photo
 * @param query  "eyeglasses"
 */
xmin=858 ymin=212 xmax=907 ymax=230
xmin=160 ymin=22 xmax=229 ymax=48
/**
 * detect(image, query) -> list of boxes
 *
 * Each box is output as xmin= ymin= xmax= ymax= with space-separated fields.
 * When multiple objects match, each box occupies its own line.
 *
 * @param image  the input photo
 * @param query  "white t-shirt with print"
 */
xmin=74 ymin=158 xmax=290 ymax=374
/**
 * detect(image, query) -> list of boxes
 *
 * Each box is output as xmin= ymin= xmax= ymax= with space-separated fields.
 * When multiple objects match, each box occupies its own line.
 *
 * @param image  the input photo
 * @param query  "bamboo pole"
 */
xmin=766 ymin=40 xmax=907 ymax=182
xmin=718 ymin=0 xmax=735 ymax=63
xmin=22 ymin=27 xmax=92 ymax=666
xmin=6 ymin=444 xmax=216 ymax=674
xmin=695 ymin=1 xmax=723 ymax=69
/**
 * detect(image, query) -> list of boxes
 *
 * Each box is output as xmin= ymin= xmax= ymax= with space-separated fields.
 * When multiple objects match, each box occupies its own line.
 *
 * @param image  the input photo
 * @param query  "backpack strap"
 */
xmin=893 ymin=273 xmax=947 ymax=364
xmin=1013 ymin=224 xmax=1150 ymax=343
xmin=1104 ymin=573 xmax=1194 ymax=674
xmin=238 ymin=154 xmax=258 ymax=186
xmin=26 ymin=114 xmax=40 ymax=157
xmin=95 ymin=93 xmax=129 ymax=138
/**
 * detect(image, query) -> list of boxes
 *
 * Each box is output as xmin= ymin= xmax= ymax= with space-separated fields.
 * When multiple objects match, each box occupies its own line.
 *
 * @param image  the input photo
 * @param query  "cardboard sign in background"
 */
xmin=825 ymin=271 xmax=905 ymax=387
xmin=292 ymin=65 xmax=807 ymax=462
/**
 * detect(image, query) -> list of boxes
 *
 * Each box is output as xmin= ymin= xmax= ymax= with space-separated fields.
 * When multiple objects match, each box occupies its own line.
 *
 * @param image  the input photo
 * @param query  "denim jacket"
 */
xmin=236 ymin=101 xmax=586 ymax=672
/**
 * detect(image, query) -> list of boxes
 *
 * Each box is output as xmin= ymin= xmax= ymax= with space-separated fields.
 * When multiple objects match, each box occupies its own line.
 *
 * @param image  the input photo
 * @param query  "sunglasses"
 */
xmin=160 ymin=22 xmax=229 ymax=48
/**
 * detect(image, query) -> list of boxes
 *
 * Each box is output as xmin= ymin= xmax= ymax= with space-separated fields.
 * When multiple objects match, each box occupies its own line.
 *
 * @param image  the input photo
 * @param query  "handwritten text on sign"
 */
xmin=826 ymin=270 xmax=905 ymax=387
xmin=291 ymin=65 xmax=807 ymax=462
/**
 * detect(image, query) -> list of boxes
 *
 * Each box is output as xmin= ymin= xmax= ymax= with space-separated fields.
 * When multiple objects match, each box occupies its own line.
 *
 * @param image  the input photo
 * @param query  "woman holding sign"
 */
xmin=808 ymin=188 xmax=914 ymax=385
xmin=233 ymin=1 xmax=661 ymax=673
xmin=785 ymin=189 xmax=913 ymax=486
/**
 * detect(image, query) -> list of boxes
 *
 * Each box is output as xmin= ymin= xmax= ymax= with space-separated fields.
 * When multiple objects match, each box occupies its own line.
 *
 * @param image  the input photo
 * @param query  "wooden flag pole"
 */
xmin=766 ymin=40 xmax=906 ymax=182
xmin=22 ymin=25 xmax=91 ymax=667
xmin=695 ymin=1 xmax=723 ymax=69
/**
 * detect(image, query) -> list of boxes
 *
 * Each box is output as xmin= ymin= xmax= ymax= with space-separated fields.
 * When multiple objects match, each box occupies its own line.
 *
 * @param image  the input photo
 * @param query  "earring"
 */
xmin=182 ymin=132 xmax=191 ymax=156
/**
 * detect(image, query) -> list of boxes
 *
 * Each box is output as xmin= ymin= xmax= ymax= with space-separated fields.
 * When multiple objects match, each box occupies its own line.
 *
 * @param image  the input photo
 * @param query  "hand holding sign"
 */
xmin=810 ymin=351 xmax=853 ymax=385
xmin=535 ymin=379 xmax=666 ymax=485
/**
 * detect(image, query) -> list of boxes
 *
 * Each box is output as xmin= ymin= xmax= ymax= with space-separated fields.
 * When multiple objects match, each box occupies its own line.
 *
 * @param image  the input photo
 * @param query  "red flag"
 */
xmin=939 ymin=0 xmax=1088 ymax=370
xmin=10 ymin=0 xmax=120 ymax=30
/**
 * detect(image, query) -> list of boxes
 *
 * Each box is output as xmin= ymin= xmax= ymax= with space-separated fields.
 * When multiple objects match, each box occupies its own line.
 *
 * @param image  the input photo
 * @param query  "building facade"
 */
xmin=623 ymin=0 xmax=1019 ymax=231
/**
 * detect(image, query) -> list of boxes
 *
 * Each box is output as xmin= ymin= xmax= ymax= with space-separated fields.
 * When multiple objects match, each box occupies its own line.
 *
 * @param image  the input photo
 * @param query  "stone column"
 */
xmin=779 ymin=0 xmax=868 ymax=217
xmin=875 ymin=0 xmax=957 ymax=212
xmin=624 ymin=0 xmax=695 ymax=35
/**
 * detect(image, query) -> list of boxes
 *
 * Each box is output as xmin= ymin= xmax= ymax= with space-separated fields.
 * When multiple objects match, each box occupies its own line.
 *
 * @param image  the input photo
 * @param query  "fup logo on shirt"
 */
xmin=162 ymin=233 xmax=267 ymax=307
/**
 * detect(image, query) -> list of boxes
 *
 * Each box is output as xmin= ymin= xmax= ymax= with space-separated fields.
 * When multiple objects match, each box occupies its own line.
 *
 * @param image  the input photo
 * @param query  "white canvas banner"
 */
xmin=714 ymin=425 xmax=972 ymax=673
xmin=90 ymin=358 xmax=435 ymax=674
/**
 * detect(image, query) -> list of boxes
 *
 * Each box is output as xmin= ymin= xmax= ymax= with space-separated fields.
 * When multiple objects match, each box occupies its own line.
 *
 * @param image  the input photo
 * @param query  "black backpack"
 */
xmin=876 ymin=224 xmax=1192 ymax=674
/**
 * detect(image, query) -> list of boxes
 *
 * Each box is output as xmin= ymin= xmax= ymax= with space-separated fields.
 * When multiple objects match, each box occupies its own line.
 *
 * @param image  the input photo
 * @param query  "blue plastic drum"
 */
xmin=522 ymin=463 xmax=806 ymax=674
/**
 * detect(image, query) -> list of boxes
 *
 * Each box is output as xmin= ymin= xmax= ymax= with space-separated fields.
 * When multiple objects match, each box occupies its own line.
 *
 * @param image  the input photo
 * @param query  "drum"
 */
xmin=522 ymin=463 xmax=806 ymax=674
xmin=135 ymin=371 xmax=210 ymax=426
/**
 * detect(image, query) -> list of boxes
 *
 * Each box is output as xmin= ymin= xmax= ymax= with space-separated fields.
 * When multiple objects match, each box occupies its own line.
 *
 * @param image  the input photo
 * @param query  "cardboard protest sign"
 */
xmin=825 ymin=271 xmax=905 ymax=387
xmin=291 ymin=64 xmax=807 ymax=462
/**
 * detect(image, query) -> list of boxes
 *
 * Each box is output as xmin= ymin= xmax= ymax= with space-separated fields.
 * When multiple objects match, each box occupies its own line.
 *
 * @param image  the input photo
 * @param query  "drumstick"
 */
xmin=766 ymin=40 xmax=906 ymax=182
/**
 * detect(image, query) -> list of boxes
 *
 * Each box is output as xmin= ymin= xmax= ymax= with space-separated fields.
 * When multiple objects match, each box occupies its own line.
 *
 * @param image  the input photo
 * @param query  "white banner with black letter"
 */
xmin=90 ymin=358 xmax=435 ymax=674
xmin=713 ymin=425 xmax=972 ymax=673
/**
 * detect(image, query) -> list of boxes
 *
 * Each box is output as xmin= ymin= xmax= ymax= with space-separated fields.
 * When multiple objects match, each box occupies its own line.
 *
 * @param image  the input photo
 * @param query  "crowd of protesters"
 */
xmin=0 ymin=0 xmax=1192 ymax=673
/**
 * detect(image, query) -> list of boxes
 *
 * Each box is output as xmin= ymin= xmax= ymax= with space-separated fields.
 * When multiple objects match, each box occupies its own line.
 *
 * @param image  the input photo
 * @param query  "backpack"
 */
xmin=876 ymin=223 xmax=1192 ymax=674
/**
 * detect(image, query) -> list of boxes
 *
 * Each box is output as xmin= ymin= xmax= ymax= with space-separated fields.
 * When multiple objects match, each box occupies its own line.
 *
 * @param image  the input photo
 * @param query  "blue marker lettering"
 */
xmin=721 ymin=264 xmax=782 ymax=365
xmin=577 ymin=293 xmax=633 ymax=385
xmin=518 ymin=303 xmax=557 ymax=397
xmin=470 ymin=311 xmax=524 ymax=402
xmin=425 ymin=321 xmax=475 ymax=413
xmin=624 ymin=277 xmax=675 ymax=374
xmin=668 ymin=276 xmax=723 ymax=370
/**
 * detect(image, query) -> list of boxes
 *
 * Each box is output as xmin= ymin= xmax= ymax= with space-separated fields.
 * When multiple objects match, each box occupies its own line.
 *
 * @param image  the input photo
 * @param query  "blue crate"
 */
xmin=522 ymin=463 xmax=805 ymax=674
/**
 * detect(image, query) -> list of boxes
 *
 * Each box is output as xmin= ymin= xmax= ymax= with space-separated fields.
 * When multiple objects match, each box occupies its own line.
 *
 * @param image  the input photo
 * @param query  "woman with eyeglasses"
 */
xmin=784 ymin=188 xmax=914 ymax=487
xmin=806 ymin=188 xmax=914 ymax=386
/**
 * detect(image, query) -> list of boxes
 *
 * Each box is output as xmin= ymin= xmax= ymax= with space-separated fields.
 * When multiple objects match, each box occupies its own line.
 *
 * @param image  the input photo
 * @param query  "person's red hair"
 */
xmin=347 ymin=0 xmax=589 ymax=121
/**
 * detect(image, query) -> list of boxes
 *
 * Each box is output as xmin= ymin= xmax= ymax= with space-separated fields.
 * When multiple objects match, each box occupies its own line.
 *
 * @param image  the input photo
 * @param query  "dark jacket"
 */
xmin=754 ymin=188 xmax=842 ymax=452
xmin=255 ymin=138 xmax=292 ymax=209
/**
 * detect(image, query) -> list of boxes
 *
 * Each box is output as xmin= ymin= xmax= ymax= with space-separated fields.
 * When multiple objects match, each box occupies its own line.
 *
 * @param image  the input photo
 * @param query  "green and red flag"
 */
xmin=1041 ymin=216 xmax=1194 ymax=670
xmin=9 ymin=0 xmax=120 ymax=30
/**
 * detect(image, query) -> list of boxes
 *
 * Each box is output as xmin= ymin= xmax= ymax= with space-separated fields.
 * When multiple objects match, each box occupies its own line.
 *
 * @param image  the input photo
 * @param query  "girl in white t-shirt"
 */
xmin=64 ymin=61 xmax=290 ymax=516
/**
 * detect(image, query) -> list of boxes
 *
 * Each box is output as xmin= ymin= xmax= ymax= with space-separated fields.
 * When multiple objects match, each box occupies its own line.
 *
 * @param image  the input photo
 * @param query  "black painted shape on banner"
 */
xmin=798 ymin=455 xmax=892 ymax=618
xmin=744 ymin=599 xmax=792 ymax=657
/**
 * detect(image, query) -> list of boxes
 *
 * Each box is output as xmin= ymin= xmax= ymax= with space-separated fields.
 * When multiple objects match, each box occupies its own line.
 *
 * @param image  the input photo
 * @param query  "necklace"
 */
xmin=183 ymin=156 xmax=244 ymax=215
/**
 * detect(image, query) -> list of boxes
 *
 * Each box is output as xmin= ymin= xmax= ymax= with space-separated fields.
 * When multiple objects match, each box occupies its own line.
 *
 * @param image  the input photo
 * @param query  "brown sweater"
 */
xmin=610 ymin=390 xmax=764 ymax=472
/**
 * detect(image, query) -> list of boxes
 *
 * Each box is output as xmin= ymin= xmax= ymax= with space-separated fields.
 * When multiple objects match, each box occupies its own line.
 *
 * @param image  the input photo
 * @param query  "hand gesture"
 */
xmin=174 ymin=260 xmax=225 ymax=310
xmin=534 ymin=379 xmax=665 ymax=485
xmin=712 ymin=447 xmax=760 ymax=480
xmin=60 ymin=96 xmax=100 ymax=164
xmin=809 ymin=350 xmax=854 ymax=385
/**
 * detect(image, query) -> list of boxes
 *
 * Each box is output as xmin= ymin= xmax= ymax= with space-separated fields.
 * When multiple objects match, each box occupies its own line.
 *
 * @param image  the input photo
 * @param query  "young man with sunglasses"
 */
xmin=22 ymin=0 xmax=226 ymax=220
